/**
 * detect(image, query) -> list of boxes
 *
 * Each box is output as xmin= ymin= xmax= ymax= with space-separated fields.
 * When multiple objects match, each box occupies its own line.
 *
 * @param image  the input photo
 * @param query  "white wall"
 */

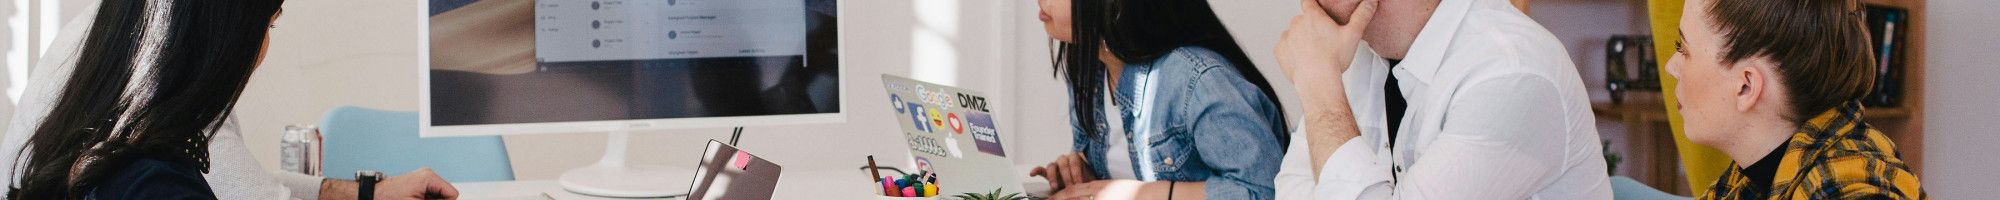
xmin=1525 ymin=0 xmax=1648 ymax=103
xmin=1921 ymin=0 xmax=2000 ymax=198
xmin=1 ymin=0 xmax=95 ymax=137
xmin=232 ymin=0 xmax=425 ymax=176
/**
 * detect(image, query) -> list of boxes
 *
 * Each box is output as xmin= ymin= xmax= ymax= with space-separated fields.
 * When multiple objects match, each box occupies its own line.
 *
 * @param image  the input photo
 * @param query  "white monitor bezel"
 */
xmin=415 ymin=1 xmax=847 ymax=137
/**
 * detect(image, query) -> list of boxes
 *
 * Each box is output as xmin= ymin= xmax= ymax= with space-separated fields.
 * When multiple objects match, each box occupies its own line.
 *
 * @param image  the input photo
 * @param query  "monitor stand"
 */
xmin=558 ymin=130 xmax=694 ymax=198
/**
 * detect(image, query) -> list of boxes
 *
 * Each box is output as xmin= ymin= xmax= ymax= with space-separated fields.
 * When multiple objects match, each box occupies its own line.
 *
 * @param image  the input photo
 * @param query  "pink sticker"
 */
xmin=733 ymin=151 xmax=752 ymax=170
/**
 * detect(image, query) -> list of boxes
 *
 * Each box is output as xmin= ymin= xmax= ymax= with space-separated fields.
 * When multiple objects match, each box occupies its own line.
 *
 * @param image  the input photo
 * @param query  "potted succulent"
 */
xmin=951 ymin=189 xmax=1028 ymax=200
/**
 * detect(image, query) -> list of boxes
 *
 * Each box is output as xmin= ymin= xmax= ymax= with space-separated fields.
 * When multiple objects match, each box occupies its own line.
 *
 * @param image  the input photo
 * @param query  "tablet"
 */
xmin=686 ymin=140 xmax=782 ymax=200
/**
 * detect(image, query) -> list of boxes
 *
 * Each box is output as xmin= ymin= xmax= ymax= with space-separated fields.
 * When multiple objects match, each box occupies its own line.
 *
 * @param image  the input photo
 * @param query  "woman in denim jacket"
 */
xmin=1029 ymin=0 xmax=1289 ymax=199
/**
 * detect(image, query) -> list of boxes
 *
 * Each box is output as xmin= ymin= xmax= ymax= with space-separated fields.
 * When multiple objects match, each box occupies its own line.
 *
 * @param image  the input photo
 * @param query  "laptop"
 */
xmin=879 ymin=75 xmax=1030 ymax=198
xmin=685 ymin=140 xmax=782 ymax=200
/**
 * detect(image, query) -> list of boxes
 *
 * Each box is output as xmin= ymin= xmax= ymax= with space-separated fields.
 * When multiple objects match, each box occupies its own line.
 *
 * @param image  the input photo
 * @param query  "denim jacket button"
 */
xmin=1163 ymin=158 xmax=1175 ymax=166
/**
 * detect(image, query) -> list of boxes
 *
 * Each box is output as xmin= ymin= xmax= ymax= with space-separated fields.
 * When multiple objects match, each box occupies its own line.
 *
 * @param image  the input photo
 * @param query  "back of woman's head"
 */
xmin=1055 ymin=0 xmax=1289 ymax=145
xmin=10 ymin=0 xmax=282 ymax=198
xmin=1706 ymin=0 xmax=1875 ymax=121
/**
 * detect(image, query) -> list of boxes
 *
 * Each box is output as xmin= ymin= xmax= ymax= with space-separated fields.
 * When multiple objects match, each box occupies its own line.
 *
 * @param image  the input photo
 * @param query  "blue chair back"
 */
xmin=1612 ymin=176 xmax=1692 ymax=200
xmin=319 ymin=106 xmax=514 ymax=182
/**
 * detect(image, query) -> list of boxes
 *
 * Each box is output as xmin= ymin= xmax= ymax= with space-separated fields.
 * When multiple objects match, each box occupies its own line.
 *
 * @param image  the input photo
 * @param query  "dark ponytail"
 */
xmin=9 ymin=0 xmax=282 ymax=198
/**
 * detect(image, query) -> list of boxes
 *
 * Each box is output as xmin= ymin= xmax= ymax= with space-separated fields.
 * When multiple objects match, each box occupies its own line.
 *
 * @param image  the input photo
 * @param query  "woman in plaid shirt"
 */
xmin=1664 ymin=0 xmax=1926 ymax=199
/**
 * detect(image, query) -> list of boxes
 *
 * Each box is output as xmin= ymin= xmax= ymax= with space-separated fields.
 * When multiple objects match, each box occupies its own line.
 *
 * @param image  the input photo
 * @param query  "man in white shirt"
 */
xmin=1271 ymin=0 xmax=1613 ymax=199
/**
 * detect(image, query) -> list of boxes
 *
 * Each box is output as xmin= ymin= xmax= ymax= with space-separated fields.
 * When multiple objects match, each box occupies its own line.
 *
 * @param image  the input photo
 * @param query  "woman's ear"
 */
xmin=1734 ymin=59 xmax=1772 ymax=112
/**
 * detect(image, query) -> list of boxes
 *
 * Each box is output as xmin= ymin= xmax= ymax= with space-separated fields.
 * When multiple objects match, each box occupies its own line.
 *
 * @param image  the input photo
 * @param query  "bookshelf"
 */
xmin=1860 ymin=0 xmax=1926 ymax=176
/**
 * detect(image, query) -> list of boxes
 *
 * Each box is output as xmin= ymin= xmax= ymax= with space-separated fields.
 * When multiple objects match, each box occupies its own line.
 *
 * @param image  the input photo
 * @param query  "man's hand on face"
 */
xmin=1277 ymin=0 xmax=1377 ymax=94
xmin=1277 ymin=0 xmax=1378 ymax=178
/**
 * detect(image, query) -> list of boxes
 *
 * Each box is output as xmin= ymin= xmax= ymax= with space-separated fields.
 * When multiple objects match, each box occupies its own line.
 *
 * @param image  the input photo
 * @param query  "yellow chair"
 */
xmin=1645 ymin=0 xmax=1732 ymax=192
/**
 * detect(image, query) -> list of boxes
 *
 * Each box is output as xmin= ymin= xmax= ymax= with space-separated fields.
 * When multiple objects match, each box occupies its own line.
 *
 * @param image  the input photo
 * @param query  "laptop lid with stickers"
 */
xmin=879 ymin=75 xmax=1024 ymax=197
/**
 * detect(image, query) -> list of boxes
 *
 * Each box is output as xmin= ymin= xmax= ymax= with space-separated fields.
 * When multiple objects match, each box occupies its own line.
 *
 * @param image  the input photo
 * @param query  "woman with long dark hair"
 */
xmin=1027 ymin=0 xmax=1289 ymax=199
xmin=0 ymin=0 xmax=455 ymax=199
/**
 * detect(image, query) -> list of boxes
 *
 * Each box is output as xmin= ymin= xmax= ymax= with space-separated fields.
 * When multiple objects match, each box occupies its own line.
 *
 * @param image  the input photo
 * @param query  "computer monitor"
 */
xmin=418 ymin=0 xmax=840 ymax=197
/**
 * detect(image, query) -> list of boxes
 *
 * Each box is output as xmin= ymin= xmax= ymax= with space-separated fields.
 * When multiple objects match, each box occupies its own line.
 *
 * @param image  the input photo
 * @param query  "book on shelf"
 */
xmin=1863 ymin=5 xmax=1908 ymax=108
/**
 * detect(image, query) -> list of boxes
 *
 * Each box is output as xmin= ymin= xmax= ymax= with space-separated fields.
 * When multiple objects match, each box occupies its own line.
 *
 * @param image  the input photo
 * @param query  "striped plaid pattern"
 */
xmin=1696 ymin=102 xmax=1927 ymax=200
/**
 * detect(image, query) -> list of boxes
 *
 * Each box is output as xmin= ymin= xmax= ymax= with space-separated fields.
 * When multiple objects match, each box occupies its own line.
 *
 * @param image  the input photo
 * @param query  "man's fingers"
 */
xmin=410 ymin=167 xmax=460 ymax=199
xmin=1300 ymin=0 xmax=1328 ymax=17
xmin=1343 ymin=0 xmax=1382 ymax=29
xmin=1282 ymin=16 xmax=1298 ymax=38
xmin=430 ymin=175 xmax=460 ymax=199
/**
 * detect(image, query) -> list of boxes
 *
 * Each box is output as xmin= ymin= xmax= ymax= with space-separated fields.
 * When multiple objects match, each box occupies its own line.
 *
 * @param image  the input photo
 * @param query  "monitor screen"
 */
xmin=420 ymin=0 xmax=842 ymax=136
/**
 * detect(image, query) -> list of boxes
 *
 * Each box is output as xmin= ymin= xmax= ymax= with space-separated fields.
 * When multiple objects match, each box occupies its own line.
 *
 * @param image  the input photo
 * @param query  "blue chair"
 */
xmin=1612 ymin=176 xmax=1692 ymax=200
xmin=319 ymin=106 xmax=514 ymax=182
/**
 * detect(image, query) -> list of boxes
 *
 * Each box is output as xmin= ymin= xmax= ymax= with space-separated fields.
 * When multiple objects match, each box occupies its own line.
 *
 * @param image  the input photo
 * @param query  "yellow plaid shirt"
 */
xmin=1696 ymin=103 xmax=1926 ymax=200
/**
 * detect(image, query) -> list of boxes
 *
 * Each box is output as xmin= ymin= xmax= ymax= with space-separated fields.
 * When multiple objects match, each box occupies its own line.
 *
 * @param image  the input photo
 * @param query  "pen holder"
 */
xmin=861 ymin=166 xmax=941 ymax=199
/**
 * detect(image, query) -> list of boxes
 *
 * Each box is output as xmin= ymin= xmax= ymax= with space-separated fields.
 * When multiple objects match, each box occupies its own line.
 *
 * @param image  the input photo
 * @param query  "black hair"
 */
xmin=9 ymin=0 xmax=283 ymax=198
xmin=1055 ymin=0 xmax=1289 ymax=146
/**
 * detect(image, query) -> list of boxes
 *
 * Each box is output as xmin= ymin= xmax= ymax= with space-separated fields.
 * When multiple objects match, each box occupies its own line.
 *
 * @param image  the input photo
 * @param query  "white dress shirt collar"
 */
xmin=1390 ymin=0 xmax=1478 ymax=87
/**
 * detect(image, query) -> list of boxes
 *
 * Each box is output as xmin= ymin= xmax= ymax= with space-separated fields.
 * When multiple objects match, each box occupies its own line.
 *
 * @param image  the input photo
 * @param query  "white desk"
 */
xmin=455 ymin=167 xmax=1050 ymax=200
xmin=454 ymin=169 xmax=878 ymax=200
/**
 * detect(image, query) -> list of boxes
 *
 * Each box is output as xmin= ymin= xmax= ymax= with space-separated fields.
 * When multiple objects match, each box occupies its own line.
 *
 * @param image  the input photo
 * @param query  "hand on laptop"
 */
xmin=321 ymin=168 xmax=459 ymax=200
xmin=1029 ymin=152 xmax=1098 ymax=192
xmin=375 ymin=168 xmax=461 ymax=200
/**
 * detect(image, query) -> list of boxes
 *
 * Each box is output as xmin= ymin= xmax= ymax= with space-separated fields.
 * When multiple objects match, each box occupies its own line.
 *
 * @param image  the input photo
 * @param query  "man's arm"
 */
xmin=1300 ymin=76 xmax=1363 ymax=178
xmin=1274 ymin=0 xmax=1380 ymax=179
xmin=320 ymin=179 xmax=359 ymax=200
xmin=317 ymin=168 xmax=460 ymax=200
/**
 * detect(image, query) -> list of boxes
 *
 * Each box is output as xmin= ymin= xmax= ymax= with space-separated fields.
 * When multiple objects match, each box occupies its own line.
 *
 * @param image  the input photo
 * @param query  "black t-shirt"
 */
xmin=1740 ymin=142 xmax=1790 ymax=193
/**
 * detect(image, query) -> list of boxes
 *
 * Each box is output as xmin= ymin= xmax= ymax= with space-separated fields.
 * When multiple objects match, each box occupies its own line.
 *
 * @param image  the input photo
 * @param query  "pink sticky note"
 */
xmin=732 ymin=151 xmax=752 ymax=170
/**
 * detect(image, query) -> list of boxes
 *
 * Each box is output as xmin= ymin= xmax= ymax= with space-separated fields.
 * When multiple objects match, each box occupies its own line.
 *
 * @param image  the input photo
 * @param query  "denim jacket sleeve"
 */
xmin=1157 ymin=47 xmax=1285 ymax=200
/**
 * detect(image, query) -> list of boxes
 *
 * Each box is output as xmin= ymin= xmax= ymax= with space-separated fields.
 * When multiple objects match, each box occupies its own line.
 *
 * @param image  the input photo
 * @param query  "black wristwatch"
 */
xmin=356 ymin=170 xmax=384 ymax=200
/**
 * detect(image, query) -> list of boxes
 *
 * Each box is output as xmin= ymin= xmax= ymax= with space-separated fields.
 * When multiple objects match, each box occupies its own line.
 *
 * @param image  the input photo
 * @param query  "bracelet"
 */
xmin=1167 ymin=181 xmax=1175 ymax=200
